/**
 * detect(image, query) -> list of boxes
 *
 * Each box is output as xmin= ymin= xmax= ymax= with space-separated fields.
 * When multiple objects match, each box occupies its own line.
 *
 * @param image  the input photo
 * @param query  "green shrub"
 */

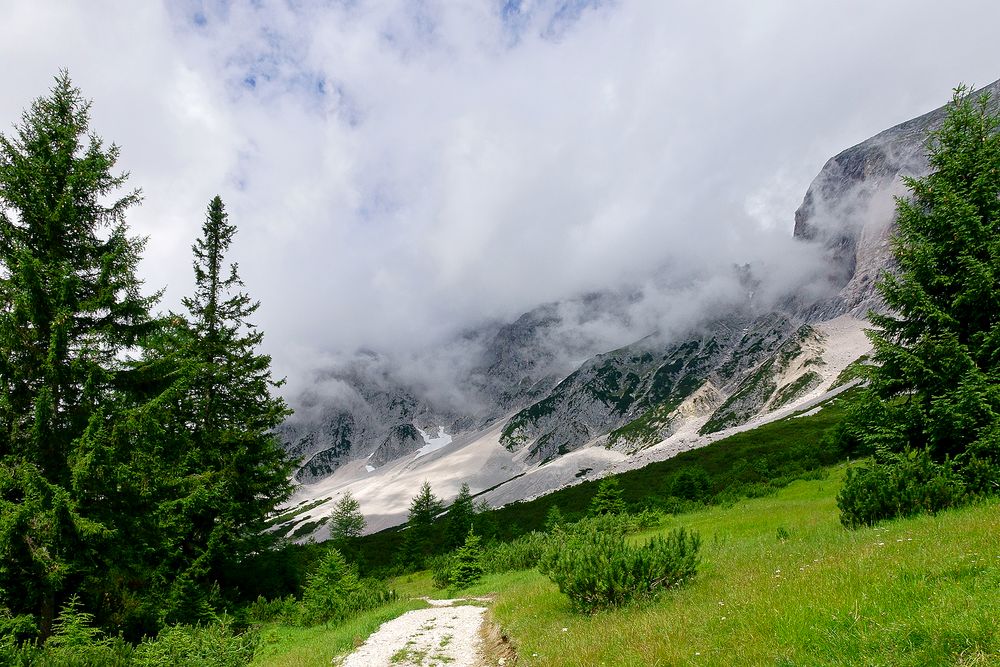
xmin=481 ymin=531 xmax=549 ymax=574
xmin=429 ymin=553 xmax=456 ymax=589
xmin=837 ymin=449 xmax=967 ymax=528
xmin=132 ymin=619 xmax=256 ymax=667
xmin=669 ymin=466 xmax=711 ymax=501
xmin=539 ymin=526 xmax=700 ymax=613
xmin=244 ymin=595 xmax=298 ymax=624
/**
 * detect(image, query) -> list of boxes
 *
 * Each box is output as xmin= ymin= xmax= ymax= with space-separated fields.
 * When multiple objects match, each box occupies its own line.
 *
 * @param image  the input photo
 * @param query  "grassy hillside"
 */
xmin=430 ymin=469 xmax=1000 ymax=666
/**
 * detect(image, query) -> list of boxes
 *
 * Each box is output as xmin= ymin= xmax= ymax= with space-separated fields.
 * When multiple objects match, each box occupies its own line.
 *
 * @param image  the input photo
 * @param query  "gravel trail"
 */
xmin=337 ymin=599 xmax=487 ymax=667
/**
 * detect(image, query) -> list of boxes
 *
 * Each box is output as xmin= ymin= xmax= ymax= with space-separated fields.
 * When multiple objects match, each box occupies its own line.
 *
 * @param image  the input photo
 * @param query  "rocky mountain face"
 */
xmin=280 ymin=79 xmax=999 ymax=491
xmin=793 ymin=79 xmax=1000 ymax=320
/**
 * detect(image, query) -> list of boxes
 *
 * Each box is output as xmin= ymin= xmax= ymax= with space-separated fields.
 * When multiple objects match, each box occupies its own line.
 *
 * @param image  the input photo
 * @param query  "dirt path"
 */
xmin=336 ymin=599 xmax=490 ymax=667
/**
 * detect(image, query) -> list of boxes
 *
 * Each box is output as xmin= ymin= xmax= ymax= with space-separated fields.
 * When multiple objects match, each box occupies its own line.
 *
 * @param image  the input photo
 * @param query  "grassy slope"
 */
xmin=477 ymin=470 xmax=1000 ymax=666
xmin=256 ymin=394 xmax=999 ymax=665
xmin=268 ymin=472 xmax=999 ymax=666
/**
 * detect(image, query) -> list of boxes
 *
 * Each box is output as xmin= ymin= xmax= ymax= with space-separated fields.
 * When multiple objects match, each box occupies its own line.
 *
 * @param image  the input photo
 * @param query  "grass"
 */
xmin=475 ymin=468 xmax=1000 ymax=666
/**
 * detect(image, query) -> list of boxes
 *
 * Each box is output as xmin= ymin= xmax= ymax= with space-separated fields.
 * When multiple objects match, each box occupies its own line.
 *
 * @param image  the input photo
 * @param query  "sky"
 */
xmin=2 ymin=1 xmax=999 ymax=396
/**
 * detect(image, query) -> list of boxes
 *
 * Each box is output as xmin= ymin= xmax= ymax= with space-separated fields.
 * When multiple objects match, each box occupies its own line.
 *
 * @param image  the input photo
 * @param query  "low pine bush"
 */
xmin=837 ymin=448 xmax=967 ymax=528
xmin=482 ymin=531 xmax=549 ymax=574
xmin=539 ymin=526 xmax=700 ymax=613
xmin=133 ymin=619 xmax=257 ymax=667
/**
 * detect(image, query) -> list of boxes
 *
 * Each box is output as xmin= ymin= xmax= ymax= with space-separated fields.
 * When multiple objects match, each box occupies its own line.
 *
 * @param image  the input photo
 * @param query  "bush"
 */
xmin=837 ymin=448 xmax=967 ymax=528
xmin=429 ymin=553 xmax=456 ymax=589
xmin=669 ymin=466 xmax=711 ymax=501
xmin=244 ymin=595 xmax=298 ymax=624
xmin=133 ymin=619 xmax=257 ymax=667
xmin=481 ymin=531 xmax=549 ymax=574
xmin=539 ymin=526 xmax=700 ymax=613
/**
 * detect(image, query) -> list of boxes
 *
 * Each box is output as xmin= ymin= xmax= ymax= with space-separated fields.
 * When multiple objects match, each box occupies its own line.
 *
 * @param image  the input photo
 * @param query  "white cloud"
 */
xmin=2 ymin=0 xmax=999 ymax=390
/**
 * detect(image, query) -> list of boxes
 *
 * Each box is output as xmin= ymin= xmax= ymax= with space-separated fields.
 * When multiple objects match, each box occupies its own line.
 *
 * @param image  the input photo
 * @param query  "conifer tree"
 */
xmin=450 ymin=530 xmax=484 ymax=590
xmin=0 ymin=72 xmax=156 ymax=639
xmin=444 ymin=483 xmax=475 ymax=549
xmin=589 ymin=477 xmax=627 ymax=516
xmin=403 ymin=481 xmax=443 ymax=567
xmin=157 ymin=195 xmax=293 ymax=621
xmin=330 ymin=491 xmax=366 ymax=542
xmin=864 ymin=86 xmax=1000 ymax=472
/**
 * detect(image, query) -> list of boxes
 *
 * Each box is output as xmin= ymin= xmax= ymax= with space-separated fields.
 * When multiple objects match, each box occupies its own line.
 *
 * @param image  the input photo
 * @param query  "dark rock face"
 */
xmin=499 ymin=312 xmax=807 ymax=461
xmin=369 ymin=424 xmax=424 ymax=466
xmin=793 ymin=79 xmax=1000 ymax=320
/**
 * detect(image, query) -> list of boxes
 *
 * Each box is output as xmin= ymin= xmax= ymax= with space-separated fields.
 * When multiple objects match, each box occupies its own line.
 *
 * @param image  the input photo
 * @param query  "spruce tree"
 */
xmin=330 ymin=491 xmax=365 ymax=542
xmin=589 ymin=477 xmax=627 ymax=516
xmin=864 ymin=86 xmax=1000 ymax=471
xmin=159 ymin=195 xmax=294 ymax=621
xmin=0 ymin=72 xmax=156 ymax=639
xmin=444 ymin=482 xmax=475 ymax=549
xmin=403 ymin=481 xmax=443 ymax=568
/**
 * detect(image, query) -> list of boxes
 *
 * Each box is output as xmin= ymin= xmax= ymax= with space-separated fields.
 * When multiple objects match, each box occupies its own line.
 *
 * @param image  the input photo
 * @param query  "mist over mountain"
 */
xmin=271 ymin=78 xmax=1000 ymax=536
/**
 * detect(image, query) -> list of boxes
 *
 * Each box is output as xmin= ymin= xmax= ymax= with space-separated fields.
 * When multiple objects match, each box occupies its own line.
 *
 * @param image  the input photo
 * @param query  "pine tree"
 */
xmin=157 ymin=195 xmax=294 ymax=621
xmin=402 ymin=481 xmax=443 ymax=568
xmin=449 ymin=530 xmax=484 ymax=590
xmin=330 ymin=491 xmax=365 ymax=542
xmin=864 ymin=86 xmax=1000 ymax=472
xmin=588 ymin=477 xmax=627 ymax=516
xmin=0 ymin=72 xmax=156 ymax=639
xmin=444 ymin=483 xmax=475 ymax=549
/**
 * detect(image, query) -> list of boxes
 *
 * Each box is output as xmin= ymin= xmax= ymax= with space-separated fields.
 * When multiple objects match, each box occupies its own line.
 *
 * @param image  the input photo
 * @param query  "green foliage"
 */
xmin=837 ymin=449 xmax=967 ymax=528
xmin=402 ymin=481 xmax=444 ymax=568
xmin=300 ymin=549 xmax=395 ymax=626
xmin=543 ymin=504 xmax=565 ymax=532
xmin=0 ymin=71 xmax=157 ymax=640
xmin=668 ymin=465 xmax=711 ymax=501
xmin=839 ymin=86 xmax=1000 ymax=526
xmin=329 ymin=491 xmax=365 ymax=542
xmin=444 ymin=483 xmax=475 ymax=550
xmin=450 ymin=531 xmax=485 ymax=590
xmin=588 ymin=477 xmax=626 ymax=516
xmin=539 ymin=526 xmax=700 ymax=613
xmin=47 ymin=595 xmax=105 ymax=650
xmin=863 ymin=86 xmax=1000 ymax=464
xmin=133 ymin=619 xmax=257 ymax=667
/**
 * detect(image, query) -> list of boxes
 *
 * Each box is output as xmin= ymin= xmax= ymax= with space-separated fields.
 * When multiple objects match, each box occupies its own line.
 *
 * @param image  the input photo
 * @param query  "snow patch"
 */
xmin=414 ymin=426 xmax=453 ymax=459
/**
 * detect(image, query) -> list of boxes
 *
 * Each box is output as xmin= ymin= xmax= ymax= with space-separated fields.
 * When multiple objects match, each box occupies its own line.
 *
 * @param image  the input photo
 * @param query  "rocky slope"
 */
xmin=274 ymin=79 xmax=999 ymax=538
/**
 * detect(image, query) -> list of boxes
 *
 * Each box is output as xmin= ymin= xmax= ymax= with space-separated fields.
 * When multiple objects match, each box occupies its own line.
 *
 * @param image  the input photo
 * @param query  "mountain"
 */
xmin=273 ymin=80 xmax=1000 ymax=539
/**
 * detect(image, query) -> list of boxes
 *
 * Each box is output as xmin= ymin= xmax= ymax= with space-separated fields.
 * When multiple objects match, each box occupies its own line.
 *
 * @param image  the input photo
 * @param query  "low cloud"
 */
xmin=1 ymin=1 xmax=998 ymax=398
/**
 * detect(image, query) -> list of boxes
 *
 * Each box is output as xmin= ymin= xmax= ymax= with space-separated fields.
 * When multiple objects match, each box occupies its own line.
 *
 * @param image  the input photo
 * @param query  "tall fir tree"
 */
xmin=444 ymin=482 xmax=475 ymax=550
xmin=0 ymin=72 xmax=157 ymax=639
xmin=403 ymin=481 xmax=443 ymax=568
xmin=160 ymin=195 xmax=294 ymax=622
xmin=863 ymin=86 xmax=1000 ymax=473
